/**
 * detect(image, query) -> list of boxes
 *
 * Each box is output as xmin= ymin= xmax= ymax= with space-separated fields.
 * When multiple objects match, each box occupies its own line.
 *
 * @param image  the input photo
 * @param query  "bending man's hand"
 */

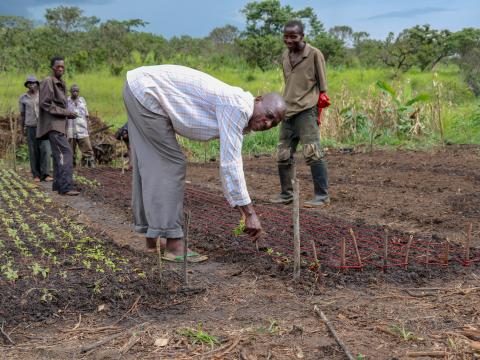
xmin=238 ymin=203 xmax=262 ymax=239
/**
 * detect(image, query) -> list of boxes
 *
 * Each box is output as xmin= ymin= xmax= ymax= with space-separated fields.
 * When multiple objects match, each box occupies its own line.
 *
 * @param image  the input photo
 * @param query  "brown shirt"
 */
xmin=37 ymin=76 xmax=71 ymax=139
xmin=282 ymin=43 xmax=327 ymax=118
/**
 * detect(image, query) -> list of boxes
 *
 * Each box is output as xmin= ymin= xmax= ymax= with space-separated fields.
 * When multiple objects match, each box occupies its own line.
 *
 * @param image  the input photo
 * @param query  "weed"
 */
xmin=256 ymin=319 xmax=280 ymax=334
xmin=179 ymin=324 xmax=220 ymax=347
xmin=390 ymin=324 xmax=423 ymax=341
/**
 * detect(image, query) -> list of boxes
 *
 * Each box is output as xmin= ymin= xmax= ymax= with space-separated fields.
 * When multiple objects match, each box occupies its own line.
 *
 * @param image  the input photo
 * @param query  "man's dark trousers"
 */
xmin=48 ymin=131 xmax=74 ymax=194
xmin=26 ymin=126 xmax=51 ymax=180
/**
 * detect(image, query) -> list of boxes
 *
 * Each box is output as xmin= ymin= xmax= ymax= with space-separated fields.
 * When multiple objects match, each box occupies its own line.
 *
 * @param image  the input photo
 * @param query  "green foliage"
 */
xmin=179 ymin=324 xmax=220 ymax=347
xmin=233 ymin=218 xmax=246 ymax=236
xmin=390 ymin=324 xmax=423 ymax=341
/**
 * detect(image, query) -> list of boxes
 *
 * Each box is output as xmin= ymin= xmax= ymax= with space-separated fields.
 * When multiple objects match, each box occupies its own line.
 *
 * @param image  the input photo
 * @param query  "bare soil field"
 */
xmin=2 ymin=145 xmax=480 ymax=359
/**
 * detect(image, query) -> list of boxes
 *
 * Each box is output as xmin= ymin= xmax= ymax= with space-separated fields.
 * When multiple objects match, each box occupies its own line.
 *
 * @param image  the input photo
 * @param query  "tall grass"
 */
xmin=1 ymin=64 xmax=478 ymax=160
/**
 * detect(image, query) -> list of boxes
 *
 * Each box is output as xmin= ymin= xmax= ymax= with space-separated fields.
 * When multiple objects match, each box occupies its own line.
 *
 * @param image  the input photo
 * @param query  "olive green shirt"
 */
xmin=282 ymin=43 xmax=327 ymax=119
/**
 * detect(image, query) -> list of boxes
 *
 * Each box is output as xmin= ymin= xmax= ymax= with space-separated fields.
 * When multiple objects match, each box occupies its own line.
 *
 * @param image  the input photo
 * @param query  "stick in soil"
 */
xmin=425 ymin=239 xmax=431 ymax=267
xmin=1 ymin=322 xmax=15 ymax=345
xmin=404 ymin=235 xmax=413 ymax=269
xmin=383 ymin=228 xmax=388 ymax=272
xmin=157 ymin=238 xmax=163 ymax=284
xmin=465 ymin=222 xmax=472 ymax=265
xmin=292 ymin=165 xmax=301 ymax=280
xmin=349 ymin=228 xmax=363 ymax=270
xmin=444 ymin=240 xmax=449 ymax=265
xmin=314 ymin=306 xmax=355 ymax=360
xmin=183 ymin=210 xmax=191 ymax=286
xmin=340 ymin=237 xmax=346 ymax=270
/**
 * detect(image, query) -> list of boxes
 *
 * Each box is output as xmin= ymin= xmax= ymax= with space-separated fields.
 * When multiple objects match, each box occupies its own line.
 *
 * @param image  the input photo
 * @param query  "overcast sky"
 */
xmin=1 ymin=0 xmax=479 ymax=39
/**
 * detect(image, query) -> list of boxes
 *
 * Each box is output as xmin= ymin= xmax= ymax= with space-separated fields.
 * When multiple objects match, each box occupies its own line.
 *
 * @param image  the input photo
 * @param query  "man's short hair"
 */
xmin=284 ymin=20 xmax=304 ymax=35
xmin=50 ymin=56 xmax=64 ymax=68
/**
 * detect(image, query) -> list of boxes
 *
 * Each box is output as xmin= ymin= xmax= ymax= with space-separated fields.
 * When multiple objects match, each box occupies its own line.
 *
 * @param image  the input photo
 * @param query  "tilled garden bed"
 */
xmin=0 ymin=169 xmax=191 ymax=324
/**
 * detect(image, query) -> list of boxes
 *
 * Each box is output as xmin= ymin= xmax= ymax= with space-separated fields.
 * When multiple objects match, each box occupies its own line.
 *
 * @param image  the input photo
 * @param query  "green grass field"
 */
xmin=1 ymin=65 xmax=478 ymax=159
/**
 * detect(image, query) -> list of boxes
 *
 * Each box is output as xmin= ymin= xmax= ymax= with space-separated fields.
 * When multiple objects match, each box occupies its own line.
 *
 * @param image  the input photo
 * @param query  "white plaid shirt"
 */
xmin=126 ymin=65 xmax=254 ymax=207
xmin=67 ymin=96 xmax=89 ymax=139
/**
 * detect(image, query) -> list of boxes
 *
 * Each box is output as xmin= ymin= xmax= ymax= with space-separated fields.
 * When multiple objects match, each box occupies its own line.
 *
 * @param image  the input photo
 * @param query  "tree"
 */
xmin=45 ymin=6 xmax=100 ymax=34
xmin=208 ymin=25 xmax=239 ymax=45
xmin=239 ymin=0 xmax=327 ymax=69
xmin=329 ymin=25 xmax=353 ymax=46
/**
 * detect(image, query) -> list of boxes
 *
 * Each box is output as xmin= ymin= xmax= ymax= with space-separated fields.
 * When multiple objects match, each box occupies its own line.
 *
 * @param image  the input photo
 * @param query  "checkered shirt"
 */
xmin=126 ymin=65 xmax=254 ymax=207
xmin=67 ymin=96 xmax=89 ymax=139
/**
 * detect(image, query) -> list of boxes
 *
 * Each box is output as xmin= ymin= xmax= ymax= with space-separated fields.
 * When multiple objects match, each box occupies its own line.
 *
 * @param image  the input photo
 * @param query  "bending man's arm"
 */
xmin=216 ymin=105 xmax=262 ymax=238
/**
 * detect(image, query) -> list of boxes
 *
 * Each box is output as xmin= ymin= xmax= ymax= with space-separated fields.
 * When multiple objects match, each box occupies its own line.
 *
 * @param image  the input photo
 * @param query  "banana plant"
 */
xmin=376 ymin=80 xmax=430 ymax=135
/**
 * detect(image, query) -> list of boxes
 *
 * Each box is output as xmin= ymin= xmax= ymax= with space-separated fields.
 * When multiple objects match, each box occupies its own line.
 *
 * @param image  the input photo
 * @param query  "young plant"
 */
xmin=233 ymin=217 xmax=246 ymax=236
xmin=179 ymin=324 xmax=220 ymax=347
xmin=390 ymin=324 xmax=423 ymax=341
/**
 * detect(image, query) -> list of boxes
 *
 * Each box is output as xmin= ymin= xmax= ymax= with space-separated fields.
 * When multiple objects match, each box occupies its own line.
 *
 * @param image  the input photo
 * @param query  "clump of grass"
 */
xmin=178 ymin=324 xmax=220 ymax=347
xmin=390 ymin=324 xmax=423 ymax=341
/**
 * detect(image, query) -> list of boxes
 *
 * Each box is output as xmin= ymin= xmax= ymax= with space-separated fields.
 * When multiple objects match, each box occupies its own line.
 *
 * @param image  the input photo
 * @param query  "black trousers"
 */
xmin=48 ymin=131 xmax=74 ymax=194
xmin=26 ymin=126 xmax=51 ymax=180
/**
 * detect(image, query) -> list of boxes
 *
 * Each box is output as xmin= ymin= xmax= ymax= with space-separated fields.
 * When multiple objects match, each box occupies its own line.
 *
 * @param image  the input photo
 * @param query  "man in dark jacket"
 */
xmin=38 ymin=56 xmax=79 ymax=196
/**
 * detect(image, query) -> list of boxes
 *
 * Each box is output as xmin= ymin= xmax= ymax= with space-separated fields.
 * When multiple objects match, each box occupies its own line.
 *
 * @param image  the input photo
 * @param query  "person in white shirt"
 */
xmin=124 ymin=65 xmax=286 ymax=262
xmin=67 ymin=85 xmax=95 ymax=167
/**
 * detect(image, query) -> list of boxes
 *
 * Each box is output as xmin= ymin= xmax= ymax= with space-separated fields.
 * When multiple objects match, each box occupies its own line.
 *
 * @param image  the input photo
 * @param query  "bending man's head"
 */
xmin=247 ymin=93 xmax=286 ymax=132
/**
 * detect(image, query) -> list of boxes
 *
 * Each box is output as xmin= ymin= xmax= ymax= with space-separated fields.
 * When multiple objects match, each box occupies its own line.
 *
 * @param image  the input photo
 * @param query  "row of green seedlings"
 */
xmin=73 ymin=173 xmax=101 ymax=188
xmin=0 ymin=170 xmax=133 ymax=291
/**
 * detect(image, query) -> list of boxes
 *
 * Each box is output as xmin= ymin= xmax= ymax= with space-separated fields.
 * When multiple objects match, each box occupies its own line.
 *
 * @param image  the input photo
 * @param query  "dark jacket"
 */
xmin=37 ymin=76 xmax=71 ymax=139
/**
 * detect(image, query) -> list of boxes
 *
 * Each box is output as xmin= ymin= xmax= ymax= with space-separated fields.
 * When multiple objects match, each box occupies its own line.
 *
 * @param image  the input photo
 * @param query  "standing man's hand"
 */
xmin=238 ymin=203 xmax=263 ymax=239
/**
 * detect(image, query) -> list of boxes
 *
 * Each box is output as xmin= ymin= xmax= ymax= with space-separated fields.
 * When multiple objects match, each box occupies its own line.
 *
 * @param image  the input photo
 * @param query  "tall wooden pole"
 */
xmin=183 ymin=211 xmax=190 ymax=286
xmin=292 ymin=165 xmax=301 ymax=280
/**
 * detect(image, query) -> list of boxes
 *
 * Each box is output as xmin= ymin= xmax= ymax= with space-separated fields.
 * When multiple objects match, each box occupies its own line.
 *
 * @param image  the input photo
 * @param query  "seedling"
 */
xmin=256 ymin=318 xmax=280 ymax=334
xmin=390 ymin=324 xmax=423 ymax=341
xmin=179 ymin=324 xmax=220 ymax=347
xmin=233 ymin=217 xmax=246 ymax=236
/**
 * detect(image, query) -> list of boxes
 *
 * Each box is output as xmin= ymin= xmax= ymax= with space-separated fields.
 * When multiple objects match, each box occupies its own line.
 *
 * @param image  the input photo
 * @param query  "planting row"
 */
xmin=0 ymin=169 xmax=185 ymax=323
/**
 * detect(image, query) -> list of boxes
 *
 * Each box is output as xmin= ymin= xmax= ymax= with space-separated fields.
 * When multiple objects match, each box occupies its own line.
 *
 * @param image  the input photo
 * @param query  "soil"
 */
xmin=3 ymin=145 xmax=480 ymax=359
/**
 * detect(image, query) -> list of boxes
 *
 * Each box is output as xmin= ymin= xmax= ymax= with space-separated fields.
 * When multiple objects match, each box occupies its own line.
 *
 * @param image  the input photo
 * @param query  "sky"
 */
xmin=1 ymin=0 xmax=479 ymax=39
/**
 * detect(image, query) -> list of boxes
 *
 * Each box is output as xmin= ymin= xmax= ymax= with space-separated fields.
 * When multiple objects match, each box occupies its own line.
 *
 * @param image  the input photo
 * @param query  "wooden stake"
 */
xmin=292 ymin=165 xmax=301 ymax=280
xmin=425 ymin=239 xmax=431 ymax=267
xmin=404 ymin=235 xmax=413 ymax=269
xmin=156 ymin=238 xmax=163 ymax=284
xmin=465 ymin=222 xmax=472 ymax=265
xmin=340 ymin=237 xmax=346 ymax=269
xmin=383 ymin=228 xmax=389 ymax=272
xmin=314 ymin=306 xmax=355 ymax=360
xmin=349 ymin=228 xmax=363 ymax=270
xmin=444 ymin=241 xmax=449 ymax=266
xmin=310 ymin=238 xmax=318 ymax=263
xmin=183 ymin=211 xmax=191 ymax=286
xmin=9 ymin=113 xmax=17 ymax=172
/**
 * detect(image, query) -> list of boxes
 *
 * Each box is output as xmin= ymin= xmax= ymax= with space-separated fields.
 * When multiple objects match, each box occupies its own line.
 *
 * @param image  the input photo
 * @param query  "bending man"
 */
xmin=123 ymin=65 xmax=286 ymax=261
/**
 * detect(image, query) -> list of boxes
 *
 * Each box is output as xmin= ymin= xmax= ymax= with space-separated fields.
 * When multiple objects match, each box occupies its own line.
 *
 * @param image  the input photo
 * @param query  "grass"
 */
xmin=1 ymin=64 xmax=478 ymax=160
xmin=178 ymin=324 xmax=220 ymax=347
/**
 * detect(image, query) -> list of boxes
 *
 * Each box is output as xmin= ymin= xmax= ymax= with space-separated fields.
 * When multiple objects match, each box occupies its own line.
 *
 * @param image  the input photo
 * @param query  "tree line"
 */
xmin=1 ymin=0 xmax=479 ymax=94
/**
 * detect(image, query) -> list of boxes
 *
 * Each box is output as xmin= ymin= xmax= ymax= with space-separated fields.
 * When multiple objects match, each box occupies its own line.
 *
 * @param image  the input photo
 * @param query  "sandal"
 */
xmin=162 ymin=251 xmax=208 ymax=263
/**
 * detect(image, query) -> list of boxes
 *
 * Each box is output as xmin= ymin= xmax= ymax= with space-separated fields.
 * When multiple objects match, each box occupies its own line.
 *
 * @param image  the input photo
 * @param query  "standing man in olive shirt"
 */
xmin=38 ymin=56 xmax=79 ymax=196
xmin=270 ymin=20 xmax=330 ymax=207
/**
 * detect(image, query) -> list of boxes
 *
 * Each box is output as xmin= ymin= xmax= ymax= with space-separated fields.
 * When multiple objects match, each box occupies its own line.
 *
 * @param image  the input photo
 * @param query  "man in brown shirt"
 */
xmin=38 ymin=56 xmax=79 ymax=196
xmin=270 ymin=20 xmax=330 ymax=207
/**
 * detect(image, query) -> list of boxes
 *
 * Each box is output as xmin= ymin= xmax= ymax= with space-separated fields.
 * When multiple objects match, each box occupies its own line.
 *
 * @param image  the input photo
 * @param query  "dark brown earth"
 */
xmin=3 ymin=145 xmax=480 ymax=359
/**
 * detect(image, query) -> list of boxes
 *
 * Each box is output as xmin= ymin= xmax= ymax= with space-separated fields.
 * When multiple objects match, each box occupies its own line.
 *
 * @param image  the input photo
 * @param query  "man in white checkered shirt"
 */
xmin=124 ymin=65 xmax=286 ymax=262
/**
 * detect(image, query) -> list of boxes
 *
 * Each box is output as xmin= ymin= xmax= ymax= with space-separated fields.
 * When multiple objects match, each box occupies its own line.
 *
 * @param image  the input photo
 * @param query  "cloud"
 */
xmin=0 ymin=0 xmax=112 ymax=17
xmin=366 ymin=7 xmax=451 ymax=20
